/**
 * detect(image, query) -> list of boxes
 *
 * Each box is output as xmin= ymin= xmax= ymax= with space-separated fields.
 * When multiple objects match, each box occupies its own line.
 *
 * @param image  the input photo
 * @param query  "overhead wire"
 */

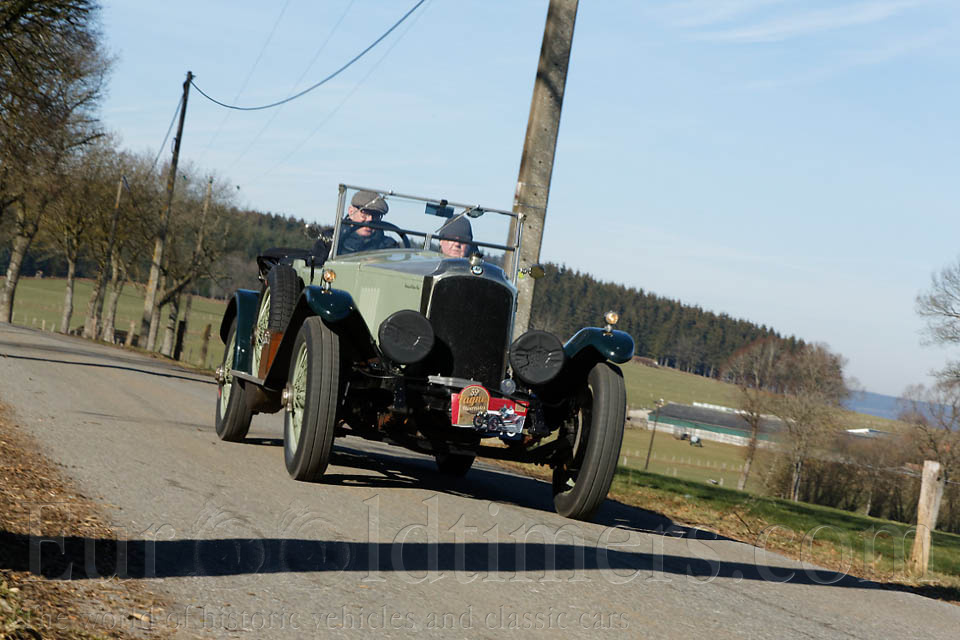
xmin=151 ymin=95 xmax=183 ymax=172
xmin=191 ymin=0 xmax=427 ymax=112
xmin=250 ymin=0 xmax=433 ymax=185
xmin=196 ymin=0 xmax=294 ymax=165
xmin=227 ymin=0 xmax=359 ymax=173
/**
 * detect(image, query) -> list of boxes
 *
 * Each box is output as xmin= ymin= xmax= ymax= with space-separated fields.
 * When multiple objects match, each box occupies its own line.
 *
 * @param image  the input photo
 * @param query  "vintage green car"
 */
xmin=214 ymin=185 xmax=634 ymax=521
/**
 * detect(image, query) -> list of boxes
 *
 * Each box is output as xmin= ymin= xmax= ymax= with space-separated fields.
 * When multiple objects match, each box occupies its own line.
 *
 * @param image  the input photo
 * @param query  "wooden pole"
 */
xmin=909 ymin=460 xmax=945 ymax=576
xmin=505 ymin=0 xmax=578 ymax=340
xmin=140 ymin=71 xmax=193 ymax=350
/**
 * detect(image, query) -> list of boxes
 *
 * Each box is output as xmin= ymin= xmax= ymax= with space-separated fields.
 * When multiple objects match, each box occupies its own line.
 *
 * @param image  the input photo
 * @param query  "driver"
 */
xmin=339 ymin=190 xmax=398 ymax=254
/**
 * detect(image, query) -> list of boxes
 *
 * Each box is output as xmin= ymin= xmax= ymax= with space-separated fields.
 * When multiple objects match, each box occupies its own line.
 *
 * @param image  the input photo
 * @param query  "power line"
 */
xmin=197 ymin=0 xmax=294 ymax=164
xmin=152 ymin=96 xmax=183 ymax=171
xmin=251 ymin=0 xmax=432 ymax=183
xmin=227 ymin=0 xmax=359 ymax=173
xmin=191 ymin=0 xmax=426 ymax=112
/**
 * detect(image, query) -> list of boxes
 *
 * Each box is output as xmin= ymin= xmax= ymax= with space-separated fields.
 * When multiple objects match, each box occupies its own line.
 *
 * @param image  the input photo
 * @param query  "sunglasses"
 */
xmin=357 ymin=208 xmax=384 ymax=220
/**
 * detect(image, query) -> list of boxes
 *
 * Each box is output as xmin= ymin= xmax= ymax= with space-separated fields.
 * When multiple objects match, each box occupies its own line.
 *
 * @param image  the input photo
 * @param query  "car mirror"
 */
xmin=425 ymin=201 xmax=454 ymax=218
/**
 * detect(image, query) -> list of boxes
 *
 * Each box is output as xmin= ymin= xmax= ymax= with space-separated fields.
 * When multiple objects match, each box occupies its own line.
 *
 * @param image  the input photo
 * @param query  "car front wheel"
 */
xmin=552 ymin=362 xmax=626 ymax=521
xmin=435 ymin=453 xmax=475 ymax=477
xmin=284 ymin=316 xmax=342 ymax=481
xmin=215 ymin=319 xmax=253 ymax=442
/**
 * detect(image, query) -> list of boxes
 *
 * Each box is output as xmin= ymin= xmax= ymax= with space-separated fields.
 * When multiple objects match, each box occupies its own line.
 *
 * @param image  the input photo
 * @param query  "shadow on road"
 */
xmin=0 ymin=350 xmax=213 ymax=385
xmin=0 ymin=527 xmax=873 ymax=590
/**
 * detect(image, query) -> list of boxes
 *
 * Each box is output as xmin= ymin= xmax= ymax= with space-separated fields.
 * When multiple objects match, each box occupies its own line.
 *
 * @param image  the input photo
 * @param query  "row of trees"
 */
xmin=531 ymin=264 xmax=803 ymax=376
xmin=0 ymin=2 xmax=317 ymax=353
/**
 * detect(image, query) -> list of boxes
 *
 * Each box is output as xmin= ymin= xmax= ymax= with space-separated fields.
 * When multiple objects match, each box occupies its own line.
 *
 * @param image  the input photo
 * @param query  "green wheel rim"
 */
xmin=290 ymin=341 xmax=308 ymax=450
xmin=220 ymin=327 xmax=236 ymax=415
xmin=252 ymin=289 xmax=271 ymax=376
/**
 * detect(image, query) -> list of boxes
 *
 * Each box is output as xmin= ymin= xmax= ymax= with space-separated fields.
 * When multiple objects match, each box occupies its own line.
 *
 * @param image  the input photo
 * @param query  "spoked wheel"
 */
xmin=252 ymin=265 xmax=300 ymax=377
xmin=284 ymin=317 xmax=343 ymax=481
xmin=552 ymin=362 xmax=626 ymax=521
xmin=435 ymin=453 xmax=475 ymax=477
xmin=215 ymin=319 xmax=253 ymax=442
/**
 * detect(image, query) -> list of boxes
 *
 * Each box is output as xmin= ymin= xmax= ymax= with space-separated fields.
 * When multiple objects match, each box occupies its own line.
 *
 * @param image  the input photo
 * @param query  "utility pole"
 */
xmin=140 ymin=70 xmax=193 ymax=350
xmin=506 ymin=0 xmax=578 ymax=340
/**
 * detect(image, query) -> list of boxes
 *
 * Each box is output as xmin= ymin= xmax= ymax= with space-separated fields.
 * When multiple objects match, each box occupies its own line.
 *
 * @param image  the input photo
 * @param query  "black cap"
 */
xmin=438 ymin=216 xmax=473 ymax=242
xmin=351 ymin=190 xmax=388 ymax=215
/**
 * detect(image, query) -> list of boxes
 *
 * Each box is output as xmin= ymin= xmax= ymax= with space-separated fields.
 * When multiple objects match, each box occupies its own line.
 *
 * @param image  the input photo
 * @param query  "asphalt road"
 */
xmin=1 ymin=322 xmax=958 ymax=639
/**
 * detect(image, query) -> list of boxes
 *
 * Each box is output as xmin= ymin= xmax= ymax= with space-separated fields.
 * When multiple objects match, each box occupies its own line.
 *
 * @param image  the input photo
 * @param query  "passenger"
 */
xmin=436 ymin=216 xmax=473 ymax=258
xmin=339 ymin=191 xmax=397 ymax=253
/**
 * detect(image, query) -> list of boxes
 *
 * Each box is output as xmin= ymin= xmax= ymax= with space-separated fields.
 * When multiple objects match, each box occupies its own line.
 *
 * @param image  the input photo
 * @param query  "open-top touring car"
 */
xmin=214 ymin=185 xmax=634 ymax=521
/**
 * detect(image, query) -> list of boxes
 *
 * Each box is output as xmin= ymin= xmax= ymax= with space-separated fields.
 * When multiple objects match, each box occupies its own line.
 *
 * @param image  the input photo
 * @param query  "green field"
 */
xmin=2 ymin=276 xmax=228 ymax=369
xmin=619 ymin=424 xmax=768 ymax=491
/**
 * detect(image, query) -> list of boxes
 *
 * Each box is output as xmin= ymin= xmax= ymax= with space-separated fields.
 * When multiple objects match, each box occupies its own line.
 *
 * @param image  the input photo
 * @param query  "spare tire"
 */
xmin=252 ymin=265 xmax=301 ymax=377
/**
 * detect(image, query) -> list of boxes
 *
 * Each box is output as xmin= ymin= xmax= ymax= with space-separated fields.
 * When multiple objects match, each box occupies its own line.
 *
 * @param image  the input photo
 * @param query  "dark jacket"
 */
xmin=338 ymin=225 xmax=398 ymax=254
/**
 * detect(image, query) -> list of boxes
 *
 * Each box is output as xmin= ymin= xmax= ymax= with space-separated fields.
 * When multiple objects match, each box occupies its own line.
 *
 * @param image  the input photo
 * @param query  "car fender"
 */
xmin=262 ymin=286 xmax=375 ymax=390
xmin=219 ymin=289 xmax=259 ymax=372
xmin=563 ymin=327 xmax=635 ymax=364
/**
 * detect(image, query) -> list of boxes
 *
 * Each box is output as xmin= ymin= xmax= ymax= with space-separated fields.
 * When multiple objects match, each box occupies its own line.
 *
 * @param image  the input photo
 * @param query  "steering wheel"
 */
xmin=377 ymin=221 xmax=411 ymax=249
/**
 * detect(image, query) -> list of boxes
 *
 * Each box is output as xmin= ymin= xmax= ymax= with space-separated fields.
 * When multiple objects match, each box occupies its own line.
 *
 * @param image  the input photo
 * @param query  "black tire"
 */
xmin=215 ymin=318 xmax=253 ymax=442
xmin=252 ymin=265 xmax=301 ymax=377
xmin=435 ymin=453 xmax=475 ymax=477
xmin=552 ymin=362 xmax=626 ymax=521
xmin=284 ymin=316 xmax=342 ymax=481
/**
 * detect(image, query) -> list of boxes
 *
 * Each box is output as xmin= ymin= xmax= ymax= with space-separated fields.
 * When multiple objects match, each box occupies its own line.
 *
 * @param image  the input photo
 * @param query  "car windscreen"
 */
xmin=333 ymin=187 xmax=517 ymax=267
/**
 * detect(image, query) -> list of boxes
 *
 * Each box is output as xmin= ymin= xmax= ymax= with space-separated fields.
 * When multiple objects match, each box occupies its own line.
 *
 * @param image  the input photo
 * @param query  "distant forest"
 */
xmin=1 ymin=208 xmax=801 ymax=379
xmin=530 ymin=264 xmax=803 ymax=377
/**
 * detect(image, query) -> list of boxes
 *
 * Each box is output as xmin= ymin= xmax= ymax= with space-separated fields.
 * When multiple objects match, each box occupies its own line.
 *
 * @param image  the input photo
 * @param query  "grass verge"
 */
xmin=501 ymin=460 xmax=960 ymax=602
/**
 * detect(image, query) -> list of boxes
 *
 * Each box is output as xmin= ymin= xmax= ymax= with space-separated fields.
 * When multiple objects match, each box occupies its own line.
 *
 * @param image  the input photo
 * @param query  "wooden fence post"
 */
xmin=199 ymin=323 xmax=212 ymax=367
xmin=909 ymin=460 xmax=945 ymax=576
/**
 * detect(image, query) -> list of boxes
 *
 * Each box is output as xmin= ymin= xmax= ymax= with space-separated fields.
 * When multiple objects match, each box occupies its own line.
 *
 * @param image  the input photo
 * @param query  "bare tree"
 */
xmin=903 ymin=382 xmax=960 ymax=481
xmin=46 ymin=139 xmax=115 ymax=333
xmin=0 ymin=0 xmax=110 ymax=321
xmin=770 ymin=343 xmax=848 ymax=501
xmin=724 ymin=337 xmax=785 ymax=490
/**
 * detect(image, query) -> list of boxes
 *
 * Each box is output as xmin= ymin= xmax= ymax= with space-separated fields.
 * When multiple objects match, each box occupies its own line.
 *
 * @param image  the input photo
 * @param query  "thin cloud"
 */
xmin=699 ymin=0 xmax=925 ymax=43
xmin=744 ymin=28 xmax=948 ymax=88
xmin=651 ymin=0 xmax=786 ymax=28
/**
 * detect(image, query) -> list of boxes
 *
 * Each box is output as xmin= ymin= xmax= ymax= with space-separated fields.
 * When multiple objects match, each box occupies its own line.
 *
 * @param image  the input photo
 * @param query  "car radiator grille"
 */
xmin=425 ymin=276 xmax=513 ymax=389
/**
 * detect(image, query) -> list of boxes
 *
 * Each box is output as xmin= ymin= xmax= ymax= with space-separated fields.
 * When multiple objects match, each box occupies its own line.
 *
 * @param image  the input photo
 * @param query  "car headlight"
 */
xmin=509 ymin=330 xmax=565 ymax=386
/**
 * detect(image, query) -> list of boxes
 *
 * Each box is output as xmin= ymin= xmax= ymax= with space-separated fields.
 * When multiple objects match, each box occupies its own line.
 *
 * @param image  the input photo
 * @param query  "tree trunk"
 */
xmin=101 ymin=259 xmax=125 ymax=344
xmin=790 ymin=458 xmax=803 ymax=502
xmin=147 ymin=300 xmax=162 ymax=351
xmin=82 ymin=260 xmax=108 ymax=339
xmin=59 ymin=255 xmax=77 ymax=333
xmin=160 ymin=292 xmax=181 ymax=357
xmin=737 ymin=420 xmax=761 ymax=491
xmin=0 ymin=232 xmax=35 ymax=322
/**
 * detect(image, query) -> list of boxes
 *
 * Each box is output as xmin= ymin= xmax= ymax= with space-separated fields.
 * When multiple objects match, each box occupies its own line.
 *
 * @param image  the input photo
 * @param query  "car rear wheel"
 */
xmin=435 ymin=453 xmax=475 ymax=477
xmin=284 ymin=316 xmax=342 ymax=481
xmin=215 ymin=318 xmax=253 ymax=442
xmin=252 ymin=265 xmax=300 ymax=377
xmin=552 ymin=362 xmax=626 ymax=521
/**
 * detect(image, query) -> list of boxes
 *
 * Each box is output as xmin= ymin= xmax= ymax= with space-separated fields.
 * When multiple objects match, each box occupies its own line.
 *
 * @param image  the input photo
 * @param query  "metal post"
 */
xmin=140 ymin=70 xmax=193 ymax=350
xmin=505 ymin=0 xmax=578 ymax=340
xmin=644 ymin=399 xmax=665 ymax=471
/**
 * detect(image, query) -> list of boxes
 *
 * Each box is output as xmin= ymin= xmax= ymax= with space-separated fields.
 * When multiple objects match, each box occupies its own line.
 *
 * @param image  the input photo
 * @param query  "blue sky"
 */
xmin=99 ymin=0 xmax=960 ymax=396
